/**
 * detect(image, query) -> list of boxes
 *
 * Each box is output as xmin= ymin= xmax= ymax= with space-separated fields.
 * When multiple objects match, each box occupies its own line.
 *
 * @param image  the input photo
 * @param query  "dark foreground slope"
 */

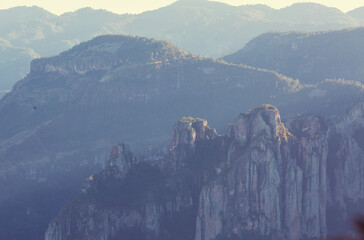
xmin=224 ymin=27 xmax=364 ymax=84
xmin=46 ymin=103 xmax=364 ymax=240
xmin=0 ymin=35 xmax=301 ymax=239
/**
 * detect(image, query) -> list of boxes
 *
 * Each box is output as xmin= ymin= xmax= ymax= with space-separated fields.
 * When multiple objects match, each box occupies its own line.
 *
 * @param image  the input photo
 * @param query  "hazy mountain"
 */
xmin=0 ymin=38 xmax=39 ymax=94
xmin=0 ymin=6 xmax=56 ymax=28
xmin=46 ymin=103 xmax=364 ymax=240
xmin=0 ymin=1 xmax=363 ymax=93
xmin=348 ymin=7 xmax=364 ymax=24
xmin=0 ymin=7 xmax=129 ymax=94
xmin=277 ymin=3 xmax=357 ymax=25
xmin=126 ymin=1 xmax=359 ymax=57
xmin=224 ymin=27 xmax=364 ymax=84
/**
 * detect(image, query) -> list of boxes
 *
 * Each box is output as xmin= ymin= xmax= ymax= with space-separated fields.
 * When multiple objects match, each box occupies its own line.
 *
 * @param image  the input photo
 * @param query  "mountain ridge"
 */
xmin=223 ymin=27 xmax=364 ymax=84
xmin=1 ymin=1 xmax=363 ymax=93
xmin=2 ymin=31 xmax=364 ymax=239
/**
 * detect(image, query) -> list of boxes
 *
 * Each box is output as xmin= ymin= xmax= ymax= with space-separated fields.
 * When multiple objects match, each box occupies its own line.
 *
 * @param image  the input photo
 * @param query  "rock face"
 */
xmin=325 ymin=102 xmax=364 ymax=235
xmin=104 ymin=143 xmax=137 ymax=179
xmin=46 ymin=117 xmax=228 ymax=240
xmin=332 ymin=105 xmax=364 ymax=201
xmin=196 ymin=105 xmax=327 ymax=240
xmin=162 ymin=117 xmax=217 ymax=171
xmin=46 ymin=103 xmax=364 ymax=240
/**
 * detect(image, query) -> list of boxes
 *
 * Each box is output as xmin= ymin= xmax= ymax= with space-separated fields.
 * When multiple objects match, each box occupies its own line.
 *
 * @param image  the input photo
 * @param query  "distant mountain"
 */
xmin=0 ymin=38 xmax=39 ymax=92
xmin=126 ymin=1 xmax=359 ymax=57
xmin=277 ymin=3 xmax=357 ymax=25
xmin=0 ymin=6 xmax=56 ymax=28
xmin=224 ymin=28 xmax=364 ymax=84
xmin=348 ymin=7 xmax=364 ymax=24
xmin=0 ymin=7 xmax=129 ymax=94
xmin=0 ymin=1 xmax=363 ymax=93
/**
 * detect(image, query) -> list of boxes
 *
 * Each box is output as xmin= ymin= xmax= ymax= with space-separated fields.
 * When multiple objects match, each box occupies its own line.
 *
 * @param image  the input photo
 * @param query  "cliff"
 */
xmin=46 ymin=117 xmax=229 ymax=240
xmin=0 ymin=34 xmax=301 ymax=239
xmin=46 ymin=103 xmax=364 ymax=240
xmin=196 ymin=105 xmax=327 ymax=240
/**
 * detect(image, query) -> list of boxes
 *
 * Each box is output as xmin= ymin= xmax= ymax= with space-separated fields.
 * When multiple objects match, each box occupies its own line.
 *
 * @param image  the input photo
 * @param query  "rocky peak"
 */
xmin=170 ymin=117 xmax=217 ymax=149
xmin=161 ymin=117 xmax=217 ymax=171
xmin=195 ymin=105 xmax=330 ymax=240
xmin=232 ymin=104 xmax=290 ymax=146
xmin=105 ymin=143 xmax=136 ymax=179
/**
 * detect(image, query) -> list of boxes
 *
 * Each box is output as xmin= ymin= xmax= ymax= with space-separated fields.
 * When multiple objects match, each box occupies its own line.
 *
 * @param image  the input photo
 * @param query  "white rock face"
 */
xmin=196 ymin=106 xmax=328 ymax=240
xmin=46 ymin=104 xmax=364 ymax=240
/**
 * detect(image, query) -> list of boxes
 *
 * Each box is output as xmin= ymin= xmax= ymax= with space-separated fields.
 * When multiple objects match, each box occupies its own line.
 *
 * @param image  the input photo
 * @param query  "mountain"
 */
xmin=46 ymin=103 xmax=364 ymax=240
xmin=125 ymin=1 xmax=359 ymax=58
xmin=0 ymin=6 xmax=129 ymax=94
xmin=0 ymin=1 xmax=363 ymax=93
xmin=348 ymin=7 xmax=364 ymax=24
xmin=0 ymin=35 xmax=302 ymax=239
xmin=0 ymin=6 xmax=56 ymax=28
xmin=0 ymin=38 xmax=39 ymax=94
xmin=2 ymin=34 xmax=364 ymax=239
xmin=278 ymin=3 xmax=357 ymax=26
xmin=224 ymin=27 xmax=364 ymax=84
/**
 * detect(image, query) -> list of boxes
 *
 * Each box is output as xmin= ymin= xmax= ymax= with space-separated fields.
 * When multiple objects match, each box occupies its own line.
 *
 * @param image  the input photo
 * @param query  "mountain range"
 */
xmin=1 ymin=2 xmax=364 ymax=236
xmin=1 ymin=0 xmax=364 ymax=94
xmin=1 ymin=29 xmax=364 ymax=239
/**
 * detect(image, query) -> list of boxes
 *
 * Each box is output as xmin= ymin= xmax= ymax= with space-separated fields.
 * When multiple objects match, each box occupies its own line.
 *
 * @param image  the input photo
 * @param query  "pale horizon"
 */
xmin=0 ymin=0 xmax=363 ymax=15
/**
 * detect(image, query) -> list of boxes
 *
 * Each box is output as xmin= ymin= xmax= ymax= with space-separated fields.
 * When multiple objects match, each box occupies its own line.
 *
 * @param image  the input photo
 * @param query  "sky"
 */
xmin=0 ymin=0 xmax=363 ymax=15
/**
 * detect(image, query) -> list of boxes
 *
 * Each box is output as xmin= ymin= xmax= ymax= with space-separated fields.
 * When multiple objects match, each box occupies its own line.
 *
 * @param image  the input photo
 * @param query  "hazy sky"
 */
xmin=0 ymin=0 xmax=363 ymax=15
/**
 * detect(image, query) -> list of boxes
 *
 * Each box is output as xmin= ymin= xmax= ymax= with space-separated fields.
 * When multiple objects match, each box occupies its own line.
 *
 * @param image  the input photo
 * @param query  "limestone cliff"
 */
xmin=46 ymin=104 xmax=364 ymax=240
xmin=46 ymin=117 xmax=227 ymax=240
xmin=196 ymin=105 xmax=327 ymax=240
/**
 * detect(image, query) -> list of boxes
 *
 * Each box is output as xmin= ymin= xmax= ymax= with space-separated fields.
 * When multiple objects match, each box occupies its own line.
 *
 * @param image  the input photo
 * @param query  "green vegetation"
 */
xmin=179 ymin=116 xmax=206 ymax=123
xmin=245 ymin=104 xmax=277 ymax=115
xmin=326 ymin=79 xmax=364 ymax=91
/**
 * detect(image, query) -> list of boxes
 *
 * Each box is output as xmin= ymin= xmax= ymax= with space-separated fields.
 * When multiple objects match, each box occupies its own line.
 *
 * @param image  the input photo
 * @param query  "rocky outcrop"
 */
xmin=104 ymin=143 xmax=137 ymax=179
xmin=162 ymin=117 xmax=218 ymax=171
xmin=45 ymin=102 xmax=364 ymax=240
xmin=196 ymin=105 xmax=328 ymax=240
xmin=46 ymin=117 xmax=226 ymax=240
